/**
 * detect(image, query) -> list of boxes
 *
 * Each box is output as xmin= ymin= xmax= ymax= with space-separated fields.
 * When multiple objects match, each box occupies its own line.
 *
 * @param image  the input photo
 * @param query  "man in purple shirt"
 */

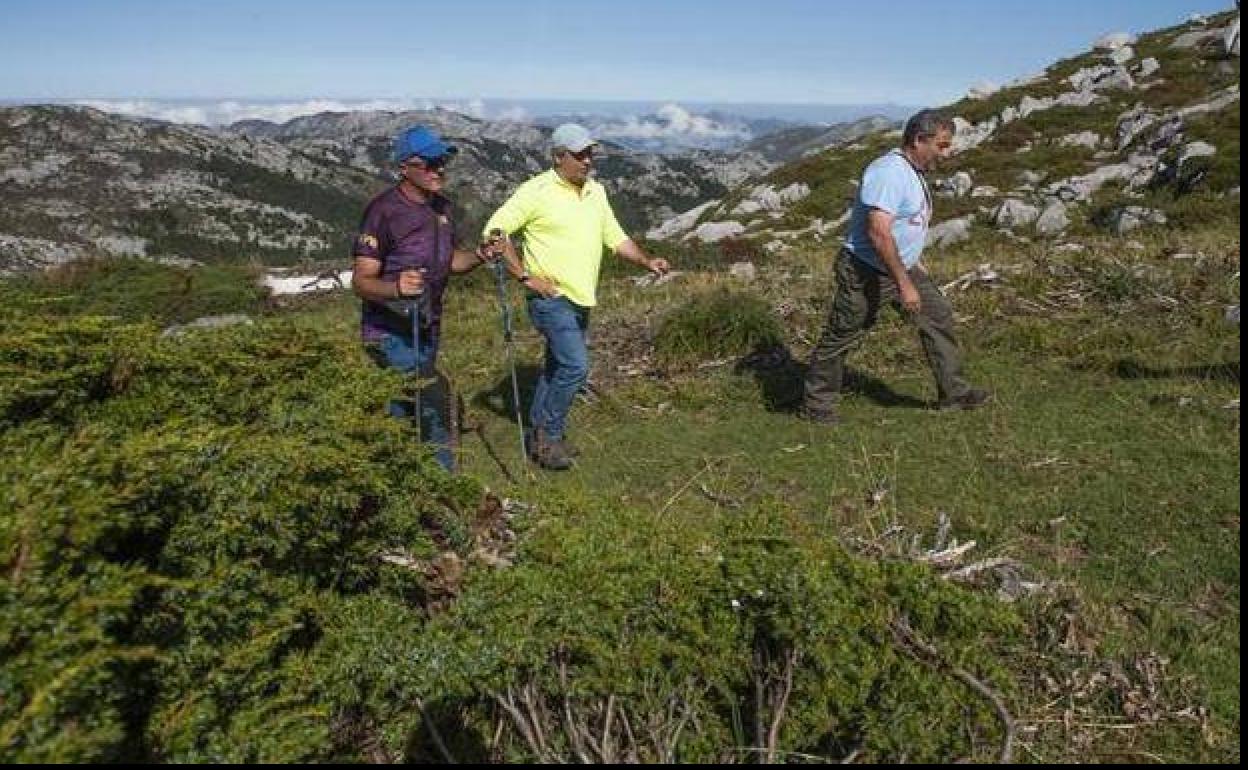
xmin=352 ymin=125 xmax=489 ymax=471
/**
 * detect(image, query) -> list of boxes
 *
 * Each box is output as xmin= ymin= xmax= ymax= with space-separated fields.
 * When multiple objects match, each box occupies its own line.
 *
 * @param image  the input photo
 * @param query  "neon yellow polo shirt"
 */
xmin=484 ymin=170 xmax=629 ymax=307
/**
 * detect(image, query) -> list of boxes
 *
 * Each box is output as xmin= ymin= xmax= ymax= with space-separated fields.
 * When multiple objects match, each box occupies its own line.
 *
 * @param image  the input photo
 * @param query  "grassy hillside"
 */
xmin=2 ymin=197 xmax=1237 ymax=761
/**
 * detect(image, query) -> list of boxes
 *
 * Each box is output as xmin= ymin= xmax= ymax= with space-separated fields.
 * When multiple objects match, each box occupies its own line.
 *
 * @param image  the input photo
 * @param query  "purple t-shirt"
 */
xmin=353 ymin=187 xmax=456 ymax=341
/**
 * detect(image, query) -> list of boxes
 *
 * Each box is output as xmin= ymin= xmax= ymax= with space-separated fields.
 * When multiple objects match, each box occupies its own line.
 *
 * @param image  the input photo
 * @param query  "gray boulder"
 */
xmin=966 ymin=82 xmax=1000 ymax=100
xmin=951 ymin=116 xmax=999 ymax=154
xmin=949 ymin=171 xmax=974 ymax=197
xmin=1109 ymin=45 xmax=1136 ymax=65
xmin=1058 ymin=131 xmax=1102 ymax=149
xmin=1110 ymin=206 xmax=1167 ymax=235
xmin=1034 ymin=202 xmax=1070 ymax=236
xmin=994 ymin=199 xmax=1041 ymax=228
xmin=1179 ymin=140 xmax=1217 ymax=167
xmin=1067 ymin=64 xmax=1134 ymax=92
xmin=929 ymin=217 xmax=974 ymax=248
xmin=1094 ymin=32 xmax=1137 ymax=50
xmin=1170 ymin=23 xmax=1226 ymax=49
xmin=162 ymin=314 xmax=254 ymax=338
xmin=647 ymin=200 xmax=720 ymax=240
xmin=688 ymin=221 xmax=747 ymax=243
xmin=1017 ymin=170 xmax=1047 ymax=186
xmin=1135 ymin=57 xmax=1161 ymax=78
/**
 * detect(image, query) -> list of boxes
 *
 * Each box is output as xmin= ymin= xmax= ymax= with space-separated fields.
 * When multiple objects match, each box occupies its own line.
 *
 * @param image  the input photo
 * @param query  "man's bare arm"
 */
xmin=352 ymin=256 xmax=423 ymax=302
xmin=615 ymin=238 xmax=669 ymax=274
xmin=865 ymin=209 xmax=921 ymax=313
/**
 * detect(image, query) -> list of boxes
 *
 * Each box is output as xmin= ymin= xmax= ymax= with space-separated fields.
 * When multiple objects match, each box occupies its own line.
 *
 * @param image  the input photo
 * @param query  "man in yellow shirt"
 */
xmin=484 ymin=123 xmax=669 ymax=470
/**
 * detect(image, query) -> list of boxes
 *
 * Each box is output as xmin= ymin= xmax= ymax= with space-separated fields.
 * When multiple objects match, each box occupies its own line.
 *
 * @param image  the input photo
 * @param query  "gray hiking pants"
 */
xmin=803 ymin=249 xmax=971 ymax=411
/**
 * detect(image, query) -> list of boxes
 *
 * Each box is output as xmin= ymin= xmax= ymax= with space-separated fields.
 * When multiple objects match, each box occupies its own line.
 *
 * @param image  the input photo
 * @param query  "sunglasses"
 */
xmin=568 ymin=147 xmax=595 ymax=161
xmin=404 ymin=156 xmax=450 ymax=173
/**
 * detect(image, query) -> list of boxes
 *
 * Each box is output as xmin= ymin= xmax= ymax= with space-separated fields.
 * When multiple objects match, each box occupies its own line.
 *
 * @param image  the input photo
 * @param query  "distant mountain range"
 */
xmin=0 ymin=105 xmax=774 ymax=271
xmin=4 ymin=9 xmax=1237 ymax=276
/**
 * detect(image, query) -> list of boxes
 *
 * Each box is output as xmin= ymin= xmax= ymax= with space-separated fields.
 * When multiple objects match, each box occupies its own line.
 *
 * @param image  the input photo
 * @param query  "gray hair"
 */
xmin=902 ymin=110 xmax=955 ymax=147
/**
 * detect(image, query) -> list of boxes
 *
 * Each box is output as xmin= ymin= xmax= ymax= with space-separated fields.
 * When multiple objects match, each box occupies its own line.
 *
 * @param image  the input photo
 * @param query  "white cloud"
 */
xmin=494 ymin=106 xmax=531 ymax=122
xmin=593 ymin=103 xmax=750 ymax=142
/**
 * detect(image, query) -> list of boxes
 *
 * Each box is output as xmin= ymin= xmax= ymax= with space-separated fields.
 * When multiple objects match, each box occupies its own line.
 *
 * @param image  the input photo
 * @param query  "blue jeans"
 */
xmin=527 ymin=295 xmax=590 ymax=443
xmin=374 ymin=330 xmax=454 ymax=471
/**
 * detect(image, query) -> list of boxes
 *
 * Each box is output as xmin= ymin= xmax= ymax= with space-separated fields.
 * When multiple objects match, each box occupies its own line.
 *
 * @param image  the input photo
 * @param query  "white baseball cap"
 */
xmin=550 ymin=123 xmax=597 ymax=153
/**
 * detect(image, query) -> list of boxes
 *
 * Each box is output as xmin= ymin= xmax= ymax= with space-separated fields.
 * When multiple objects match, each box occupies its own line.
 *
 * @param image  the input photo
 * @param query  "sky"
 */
xmin=0 ymin=0 xmax=1233 ymax=108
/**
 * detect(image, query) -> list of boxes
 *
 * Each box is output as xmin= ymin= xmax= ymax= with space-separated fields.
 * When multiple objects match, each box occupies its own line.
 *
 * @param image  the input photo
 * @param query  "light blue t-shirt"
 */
xmin=846 ymin=150 xmax=932 ymax=273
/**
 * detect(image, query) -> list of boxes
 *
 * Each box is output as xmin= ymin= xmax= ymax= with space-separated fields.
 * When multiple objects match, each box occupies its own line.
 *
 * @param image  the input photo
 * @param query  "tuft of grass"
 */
xmin=653 ymin=288 xmax=784 ymax=367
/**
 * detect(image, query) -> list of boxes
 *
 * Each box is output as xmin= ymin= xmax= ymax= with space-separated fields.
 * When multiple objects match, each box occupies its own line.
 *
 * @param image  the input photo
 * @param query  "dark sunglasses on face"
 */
xmin=568 ymin=147 xmax=595 ymax=161
xmin=405 ymin=156 xmax=449 ymax=173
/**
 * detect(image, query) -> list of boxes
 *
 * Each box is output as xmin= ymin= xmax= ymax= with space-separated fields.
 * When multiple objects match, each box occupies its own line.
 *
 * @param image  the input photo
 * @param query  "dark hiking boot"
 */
xmin=530 ymin=429 xmax=574 ymax=470
xmin=937 ymin=387 xmax=993 ymax=411
xmin=534 ymin=440 xmax=574 ymax=471
xmin=527 ymin=430 xmax=579 ymax=459
xmin=796 ymin=404 xmax=842 ymax=425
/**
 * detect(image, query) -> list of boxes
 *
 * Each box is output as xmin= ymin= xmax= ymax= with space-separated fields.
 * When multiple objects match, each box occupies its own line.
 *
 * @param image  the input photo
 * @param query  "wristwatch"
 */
xmin=517 ymin=270 xmax=531 ymax=284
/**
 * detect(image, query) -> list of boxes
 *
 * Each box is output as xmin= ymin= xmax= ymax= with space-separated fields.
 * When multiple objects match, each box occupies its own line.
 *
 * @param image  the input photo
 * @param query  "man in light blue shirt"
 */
xmin=800 ymin=110 xmax=991 ymax=423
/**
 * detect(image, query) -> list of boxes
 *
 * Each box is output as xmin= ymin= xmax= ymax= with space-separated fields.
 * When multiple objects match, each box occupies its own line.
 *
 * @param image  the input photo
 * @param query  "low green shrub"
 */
xmin=654 ymin=288 xmax=784 ymax=367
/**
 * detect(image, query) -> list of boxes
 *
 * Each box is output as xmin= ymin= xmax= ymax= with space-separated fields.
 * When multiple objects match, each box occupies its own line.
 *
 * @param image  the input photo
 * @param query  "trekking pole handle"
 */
xmin=384 ymin=269 xmax=427 ymax=317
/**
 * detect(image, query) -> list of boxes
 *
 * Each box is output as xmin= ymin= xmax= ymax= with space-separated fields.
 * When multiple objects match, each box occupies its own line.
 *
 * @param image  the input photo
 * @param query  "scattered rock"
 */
xmin=1054 ymin=242 xmax=1085 ymax=253
xmin=262 ymin=269 xmax=352 ymax=296
xmin=928 ymin=217 xmax=975 ymax=248
xmin=966 ymin=82 xmax=1000 ymax=100
xmin=729 ymin=182 xmax=811 ymax=216
xmin=1067 ymin=65 xmax=1120 ymax=92
xmin=1171 ymin=25 xmax=1223 ymax=49
xmin=1178 ymin=140 xmax=1217 ymax=167
xmin=687 ymin=221 xmax=746 ymax=243
xmin=161 ymin=314 xmax=254 ymax=338
xmin=1094 ymin=32 xmax=1137 ymax=50
xmin=728 ymin=261 xmax=757 ymax=282
xmin=951 ymin=115 xmax=999 ymax=154
xmin=994 ymin=199 xmax=1041 ymax=228
xmin=1058 ymin=130 xmax=1102 ymax=149
xmin=1109 ymin=46 xmax=1136 ymax=66
xmin=1226 ymin=305 xmax=1240 ymax=325
xmin=1034 ymin=202 xmax=1070 ymax=236
xmin=1135 ymin=57 xmax=1161 ymax=78
xmin=1045 ymin=156 xmax=1157 ymax=202
xmin=1110 ymin=206 xmax=1168 ymax=235
xmin=949 ymin=171 xmax=974 ymax=197
xmin=971 ymin=185 xmax=1000 ymax=198
xmin=1017 ymin=170 xmax=1046 ymax=186
xmin=647 ymin=200 xmax=719 ymax=240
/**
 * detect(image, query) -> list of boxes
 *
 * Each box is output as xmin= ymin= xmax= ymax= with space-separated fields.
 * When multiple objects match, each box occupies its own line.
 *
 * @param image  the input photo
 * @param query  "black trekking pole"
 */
xmin=486 ymin=229 xmax=530 ymax=474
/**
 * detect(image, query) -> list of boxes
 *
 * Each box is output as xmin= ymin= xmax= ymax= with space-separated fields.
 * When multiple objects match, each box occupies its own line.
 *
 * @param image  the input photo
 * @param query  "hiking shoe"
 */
xmin=796 ymin=404 xmax=842 ymax=425
xmin=526 ymin=432 xmax=579 ymax=458
xmin=533 ymin=440 xmax=574 ymax=471
xmin=937 ymin=388 xmax=993 ymax=411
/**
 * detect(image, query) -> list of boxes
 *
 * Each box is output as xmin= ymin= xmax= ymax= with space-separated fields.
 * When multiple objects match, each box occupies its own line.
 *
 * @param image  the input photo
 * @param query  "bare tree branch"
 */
xmin=413 ymin=696 xmax=456 ymax=764
xmin=892 ymin=617 xmax=1016 ymax=763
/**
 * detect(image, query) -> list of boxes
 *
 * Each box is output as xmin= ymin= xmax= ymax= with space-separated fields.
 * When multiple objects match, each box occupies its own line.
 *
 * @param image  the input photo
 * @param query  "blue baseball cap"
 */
xmin=392 ymin=125 xmax=457 ymax=164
